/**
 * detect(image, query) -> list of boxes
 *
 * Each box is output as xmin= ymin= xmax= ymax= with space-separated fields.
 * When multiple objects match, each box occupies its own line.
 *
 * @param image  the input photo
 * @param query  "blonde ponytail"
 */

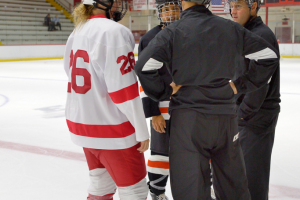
xmin=73 ymin=4 xmax=94 ymax=29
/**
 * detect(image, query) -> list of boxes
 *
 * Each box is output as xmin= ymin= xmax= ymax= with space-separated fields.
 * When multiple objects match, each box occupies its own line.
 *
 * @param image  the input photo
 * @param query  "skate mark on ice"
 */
xmin=281 ymin=92 xmax=300 ymax=95
xmin=0 ymin=76 xmax=66 ymax=82
xmin=35 ymin=105 xmax=65 ymax=118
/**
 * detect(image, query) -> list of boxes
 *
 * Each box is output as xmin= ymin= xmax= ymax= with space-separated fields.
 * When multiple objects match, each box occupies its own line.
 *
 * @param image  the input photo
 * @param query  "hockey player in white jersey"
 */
xmin=63 ymin=0 xmax=149 ymax=199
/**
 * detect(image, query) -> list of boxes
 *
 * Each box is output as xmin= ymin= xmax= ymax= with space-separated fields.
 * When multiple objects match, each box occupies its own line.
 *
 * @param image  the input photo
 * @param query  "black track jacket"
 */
xmin=236 ymin=16 xmax=280 ymax=128
xmin=135 ymin=5 xmax=280 ymax=115
xmin=138 ymin=25 xmax=173 ymax=118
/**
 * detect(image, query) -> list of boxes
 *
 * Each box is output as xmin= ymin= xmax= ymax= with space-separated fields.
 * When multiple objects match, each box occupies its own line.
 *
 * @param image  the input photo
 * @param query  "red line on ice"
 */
xmin=0 ymin=140 xmax=86 ymax=162
xmin=269 ymin=184 xmax=300 ymax=198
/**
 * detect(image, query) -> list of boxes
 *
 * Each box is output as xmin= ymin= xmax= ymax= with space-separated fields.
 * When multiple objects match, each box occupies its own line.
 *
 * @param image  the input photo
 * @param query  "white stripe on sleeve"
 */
xmin=70 ymin=132 xmax=138 ymax=150
xmin=142 ymin=58 xmax=164 ymax=71
xmin=158 ymin=101 xmax=170 ymax=108
xmin=245 ymin=47 xmax=277 ymax=61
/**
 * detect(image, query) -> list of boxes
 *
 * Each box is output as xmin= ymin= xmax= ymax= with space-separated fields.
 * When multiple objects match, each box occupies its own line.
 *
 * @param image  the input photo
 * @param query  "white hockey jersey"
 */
xmin=64 ymin=14 xmax=149 ymax=150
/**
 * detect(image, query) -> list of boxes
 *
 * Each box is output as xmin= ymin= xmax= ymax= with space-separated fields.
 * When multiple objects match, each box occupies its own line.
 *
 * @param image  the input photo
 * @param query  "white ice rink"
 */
xmin=0 ymin=58 xmax=300 ymax=200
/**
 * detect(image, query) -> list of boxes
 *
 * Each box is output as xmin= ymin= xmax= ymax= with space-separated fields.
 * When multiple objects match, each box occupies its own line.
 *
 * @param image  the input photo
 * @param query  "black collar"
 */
xmin=181 ymin=5 xmax=212 ymax=19
xmin=244 ymin=16 xmax=263 ymax=30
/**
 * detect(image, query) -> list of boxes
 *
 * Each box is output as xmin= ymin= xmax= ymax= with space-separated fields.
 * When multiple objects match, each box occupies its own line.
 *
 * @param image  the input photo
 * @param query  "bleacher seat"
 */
xmin=0 ymin=0 xmax=74 ymax=45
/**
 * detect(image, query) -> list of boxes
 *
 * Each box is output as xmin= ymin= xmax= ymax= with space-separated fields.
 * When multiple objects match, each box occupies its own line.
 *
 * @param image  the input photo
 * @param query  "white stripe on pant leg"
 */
xmin=147 ymin=166 xmax=169 ymax=175
xmin=88 ymin=168 xmax=117 ymax=197
xmin=147 ymin=155 xmax=169 ymax=175
xmin=149 ymin=175 xmax=168 ymax=190
xmin=118 ymin=178 xmax=148 ymax=200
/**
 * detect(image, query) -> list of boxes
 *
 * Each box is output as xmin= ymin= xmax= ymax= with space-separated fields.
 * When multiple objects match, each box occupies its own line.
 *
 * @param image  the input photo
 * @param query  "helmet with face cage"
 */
xmin=155 ymin=0 xmax=182 ymax=26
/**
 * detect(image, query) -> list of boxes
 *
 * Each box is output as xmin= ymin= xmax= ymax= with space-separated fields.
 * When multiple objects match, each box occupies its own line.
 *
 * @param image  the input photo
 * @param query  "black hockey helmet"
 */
xmin=82 ymin=0 xmax=127 ymax=22
xmin=182 ymin=0 xmax=211 ymax=5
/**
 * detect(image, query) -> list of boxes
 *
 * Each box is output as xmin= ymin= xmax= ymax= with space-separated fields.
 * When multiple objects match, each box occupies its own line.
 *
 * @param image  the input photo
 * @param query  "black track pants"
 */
xmin=239 ymin=114 xmax=279 ymax=200
xmin=169 ymin=109 xmax=251 ymax=200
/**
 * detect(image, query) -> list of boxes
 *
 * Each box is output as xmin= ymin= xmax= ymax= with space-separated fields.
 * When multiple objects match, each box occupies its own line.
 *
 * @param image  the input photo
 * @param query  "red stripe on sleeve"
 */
xmin=66 ymin=120 xmax=135 ymax=138
xmin=109 ymin=81 xmax=139 ymax=104
xmin=139 ymin=86 xmax=144 ymax=93
xmin=159 ymin=107 xmax=169 ymax=114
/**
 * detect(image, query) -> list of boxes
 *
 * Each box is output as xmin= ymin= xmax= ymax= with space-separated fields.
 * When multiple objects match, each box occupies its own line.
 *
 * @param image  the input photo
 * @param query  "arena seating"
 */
xmin=0 ymin=0 xmax=73 ymax=45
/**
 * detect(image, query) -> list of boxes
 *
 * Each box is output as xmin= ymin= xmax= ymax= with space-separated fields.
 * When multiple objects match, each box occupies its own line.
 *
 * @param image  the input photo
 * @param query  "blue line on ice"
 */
xmin=0 ymin=94 xmax=9 ymax=108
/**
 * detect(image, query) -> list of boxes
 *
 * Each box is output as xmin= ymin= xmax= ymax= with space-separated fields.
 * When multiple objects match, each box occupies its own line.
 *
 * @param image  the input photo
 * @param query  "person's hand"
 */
xmin=229 ymin=81 xmax=238 ymax=94
xmin=170 ymin=82 xmax=182 ymax=95
xmin=152 ymin=115 xmax=166 ymax=133
xmin=137 ymin=139 xmax=149 ymax=153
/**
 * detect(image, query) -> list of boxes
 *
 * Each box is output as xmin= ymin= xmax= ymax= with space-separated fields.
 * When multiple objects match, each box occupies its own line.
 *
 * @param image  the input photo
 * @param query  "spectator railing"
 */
xmin=55 ymin=0 xmax=72 ymax=13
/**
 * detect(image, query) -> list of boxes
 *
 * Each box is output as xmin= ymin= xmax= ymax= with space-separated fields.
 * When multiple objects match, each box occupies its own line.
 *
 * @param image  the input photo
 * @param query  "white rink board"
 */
xmin=0 ymin=43 xmax=299 ymax=60
xmin=0 ymin=45 xmax=66 ymax=59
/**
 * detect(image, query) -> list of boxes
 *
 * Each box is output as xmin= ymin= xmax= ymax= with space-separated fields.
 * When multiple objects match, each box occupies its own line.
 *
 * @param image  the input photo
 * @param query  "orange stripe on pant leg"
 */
xmin=148 ymin=160 xmax=169 ymax=169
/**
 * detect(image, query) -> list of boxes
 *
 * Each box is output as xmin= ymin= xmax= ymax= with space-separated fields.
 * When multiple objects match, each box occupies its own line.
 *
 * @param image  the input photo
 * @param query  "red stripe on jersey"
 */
xmin=89 ymin=14 xmax=107 ymax=19
xmin=109 ymin=81 xmax=139 ymax=104
xmin=66 ymin=120 xmax=135 ymax=138
xmin=67 ymin=82 xmax=71 ymax=93
xmin=159 ymin=107 xmax=169 ymax=114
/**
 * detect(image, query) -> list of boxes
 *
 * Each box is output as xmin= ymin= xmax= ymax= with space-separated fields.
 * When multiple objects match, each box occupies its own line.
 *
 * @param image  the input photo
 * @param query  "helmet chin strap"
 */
xmin=93 ymin=0 xmax=113 ymax=19
xmin=248 ymin=6 xmax=257 ymax=22
xmin=113 ymin=11 xmax=122 ymax=22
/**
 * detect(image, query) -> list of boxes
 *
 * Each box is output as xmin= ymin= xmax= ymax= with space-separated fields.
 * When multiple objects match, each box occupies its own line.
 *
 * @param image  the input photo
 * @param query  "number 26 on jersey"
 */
xmin=68 ymin=50 xmax=136 ymax=94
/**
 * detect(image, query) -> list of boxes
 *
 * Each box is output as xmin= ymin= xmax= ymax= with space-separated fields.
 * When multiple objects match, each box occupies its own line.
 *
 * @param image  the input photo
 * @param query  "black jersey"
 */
xmin=135 ymin=5 xmax=279 ymax=115
xmin=138 ymin=25 xmax=172 ymax=118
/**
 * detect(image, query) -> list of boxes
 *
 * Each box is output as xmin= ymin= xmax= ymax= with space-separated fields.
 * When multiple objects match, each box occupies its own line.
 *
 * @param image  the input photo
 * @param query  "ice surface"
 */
xmin=0 ymin=58 xmax=299 ymax=199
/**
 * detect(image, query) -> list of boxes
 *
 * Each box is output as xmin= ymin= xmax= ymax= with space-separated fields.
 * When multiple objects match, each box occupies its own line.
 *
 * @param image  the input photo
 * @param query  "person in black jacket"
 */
xmin=138 ymin=0 xmax=180 ymax=199
xmin=134 ymin=0 xmax=280 ymax=198
xmin=44 ymin=14 xmax=56 ymax=31
xmin=227 ymin=0 xmax=280 ymax=199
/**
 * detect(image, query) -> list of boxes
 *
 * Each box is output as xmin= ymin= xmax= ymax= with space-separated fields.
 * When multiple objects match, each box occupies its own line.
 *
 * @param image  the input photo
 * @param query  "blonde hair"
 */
xmin=73 ymin=4 xmax=94 ymax=29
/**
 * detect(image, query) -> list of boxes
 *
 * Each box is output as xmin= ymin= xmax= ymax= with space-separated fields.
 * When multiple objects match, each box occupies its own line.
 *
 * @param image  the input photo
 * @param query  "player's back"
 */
xmin=64 ymin=16 xmax=139 ymax=150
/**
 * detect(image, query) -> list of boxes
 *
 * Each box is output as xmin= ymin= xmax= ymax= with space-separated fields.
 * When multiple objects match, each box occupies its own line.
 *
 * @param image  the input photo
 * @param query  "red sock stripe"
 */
xmin=87 ymin=193 xmax=114 ymax=200
xmin=67 ymin=120 xmax=135 ymax=138
xmin=109 ymin=81 xmax=139 ymax=104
